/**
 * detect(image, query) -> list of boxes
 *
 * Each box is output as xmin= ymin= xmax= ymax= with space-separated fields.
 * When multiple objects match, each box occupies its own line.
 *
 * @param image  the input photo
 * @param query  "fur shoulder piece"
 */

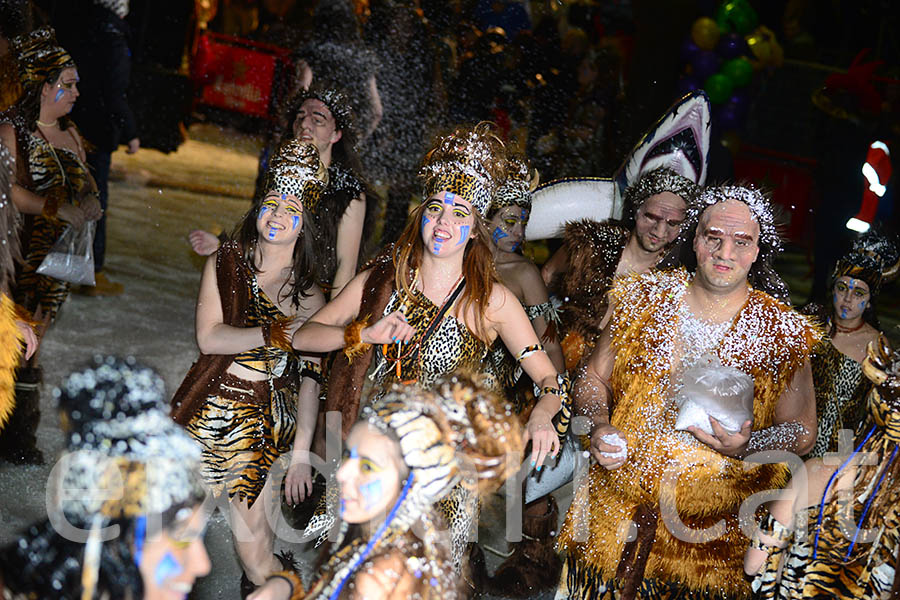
xmin=724 ymin=288 xmax=824 ymax=373
xmin=563 ymin=219 xmax=629 ymax=251
xmin=328 ymin=164 xmax=364 ymax=198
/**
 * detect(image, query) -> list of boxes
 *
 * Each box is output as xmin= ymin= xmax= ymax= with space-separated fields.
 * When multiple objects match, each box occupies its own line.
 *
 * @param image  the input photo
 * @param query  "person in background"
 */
xmin=249 ymin=374 xmax=523 ymax=600
xmin=0 ymin=356 xmax=212 ymax=600
xmin=0 ymin=27 xmax=101 ymax=465
xmin=799 ymin=231 xmax=899 ymax=459
xmin=67 ymin=0 xmax=140 ymax=296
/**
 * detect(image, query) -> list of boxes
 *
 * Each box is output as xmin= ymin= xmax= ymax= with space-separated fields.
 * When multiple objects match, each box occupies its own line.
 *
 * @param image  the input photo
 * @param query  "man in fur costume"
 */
xmin=541 ymin=167 xmax=698 ymax=371
xmin=556 ymin=185 xmax=820 ymax=600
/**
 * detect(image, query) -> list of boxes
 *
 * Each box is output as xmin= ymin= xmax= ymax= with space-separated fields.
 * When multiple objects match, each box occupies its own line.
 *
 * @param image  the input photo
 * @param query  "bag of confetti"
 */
xmin=674 ymin=363 xmax=754 ymax=435
xmin=36 ymin=221 xmax=96 ymax=286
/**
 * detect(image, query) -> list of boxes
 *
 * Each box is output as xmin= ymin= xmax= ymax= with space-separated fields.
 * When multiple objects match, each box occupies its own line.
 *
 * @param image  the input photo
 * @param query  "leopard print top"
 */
xmin=805 ymin=339 xmax=870 ymax=458
xmin=371 ymin=286 xmax=489 ymax=390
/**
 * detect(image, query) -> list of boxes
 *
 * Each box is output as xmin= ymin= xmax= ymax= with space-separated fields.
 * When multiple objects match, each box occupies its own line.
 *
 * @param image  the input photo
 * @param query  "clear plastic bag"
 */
xmin=674 ymin=362 xmax=754 ymax=435
xmin=36 ymin=221 xmax=96 ymax=286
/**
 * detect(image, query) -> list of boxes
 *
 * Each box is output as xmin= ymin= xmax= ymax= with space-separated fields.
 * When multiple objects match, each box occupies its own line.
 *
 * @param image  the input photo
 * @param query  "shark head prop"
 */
xmin=526 ymin=91 xmax=711 ymax=240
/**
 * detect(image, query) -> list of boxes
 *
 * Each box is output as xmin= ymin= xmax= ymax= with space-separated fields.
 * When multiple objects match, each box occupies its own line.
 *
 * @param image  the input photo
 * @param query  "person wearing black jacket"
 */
xmin=66 ymin=0 xmax=139 ymax=296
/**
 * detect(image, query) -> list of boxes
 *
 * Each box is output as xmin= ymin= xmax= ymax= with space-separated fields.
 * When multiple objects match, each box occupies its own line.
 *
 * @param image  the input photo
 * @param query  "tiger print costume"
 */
xmin=176 ymin=241 xmax=318 ymax=506
xmin=751 ymin=335 xmax=900 ymax=600
xmin=15 ymin=127 xmax=96 ymax=323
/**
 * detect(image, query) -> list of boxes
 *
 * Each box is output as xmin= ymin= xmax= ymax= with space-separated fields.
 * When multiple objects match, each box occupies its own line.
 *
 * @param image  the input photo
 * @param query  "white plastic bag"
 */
xmin=674 ymin=363 xmax=754 ymax=435
xmin=36 ymin=221 xmax=96 ymax=286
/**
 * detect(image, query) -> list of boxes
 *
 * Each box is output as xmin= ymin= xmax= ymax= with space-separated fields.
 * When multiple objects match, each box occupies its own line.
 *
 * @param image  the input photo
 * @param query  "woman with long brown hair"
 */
xmin=293 ymin=122 xmax=568 ymax=465
xmin=171 ymin=139 xmax=327 ymax=597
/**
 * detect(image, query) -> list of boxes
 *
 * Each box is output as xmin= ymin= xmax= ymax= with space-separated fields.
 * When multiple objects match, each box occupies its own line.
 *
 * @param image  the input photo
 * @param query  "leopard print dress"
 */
xmin=804 ymin=339 xmax=870 ymax=459
xmin=371 ymin=286 xmax=489 ymax=391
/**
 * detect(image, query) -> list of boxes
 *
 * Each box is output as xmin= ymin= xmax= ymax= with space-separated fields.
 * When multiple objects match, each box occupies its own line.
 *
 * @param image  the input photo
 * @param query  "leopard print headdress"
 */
xmin=489 ymin=153 xmax=538 ymax=219
xmin=262 ymin=139 xmax=329 ymax=212
xmin=11 ymin=27 xmax=75 ymax=90
xmin=420 ymin=122 xmax=508 ymax=217
xmin=833 ymin=231 xmax=900 ymax=298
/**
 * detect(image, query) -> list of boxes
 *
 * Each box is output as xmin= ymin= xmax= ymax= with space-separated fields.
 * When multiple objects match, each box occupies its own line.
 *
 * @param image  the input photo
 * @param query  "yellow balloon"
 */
xmin=691 ymin=17 xmax=721 ymax=51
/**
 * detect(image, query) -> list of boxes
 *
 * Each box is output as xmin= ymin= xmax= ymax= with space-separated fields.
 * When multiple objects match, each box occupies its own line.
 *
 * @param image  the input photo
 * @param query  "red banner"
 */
xmin=193 ymin=32 xmax=285 ymax=118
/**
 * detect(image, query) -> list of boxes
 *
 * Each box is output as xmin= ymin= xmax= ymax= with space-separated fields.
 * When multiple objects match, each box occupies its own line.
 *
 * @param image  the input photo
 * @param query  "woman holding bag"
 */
xmin=0 ymin=27 xmax=100 ymax=465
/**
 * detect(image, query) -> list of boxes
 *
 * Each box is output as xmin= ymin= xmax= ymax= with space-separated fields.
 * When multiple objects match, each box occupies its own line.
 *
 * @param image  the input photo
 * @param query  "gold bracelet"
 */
xmin=343 ymin=316 xmax=371 ymax=363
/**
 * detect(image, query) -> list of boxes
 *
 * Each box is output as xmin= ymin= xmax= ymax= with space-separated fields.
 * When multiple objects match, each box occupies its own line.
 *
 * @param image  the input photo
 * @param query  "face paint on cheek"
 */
xmin=456 ymin=225 xmax=470 ymax=246
xmin=858 ymin=300 xmax=868 ymax=311
xmin=339 ymin=498 xmax=347 ymax=516
xmin=292 ymin=215 xmax=300 ymax=230
xmin=421 ymin=214 xmax=430 ymax=237
xmin=360 ymin=478 xmax=384 ymax=511
xmin=154 ymin=552 xmax=184 ymax=587
xmin=492 ymin=227 xmax=508 ymax=246
xmin=258 ymin=205 xmax=269 ymax=220
xmin=54 ymin=89 xmax=65 ymax=102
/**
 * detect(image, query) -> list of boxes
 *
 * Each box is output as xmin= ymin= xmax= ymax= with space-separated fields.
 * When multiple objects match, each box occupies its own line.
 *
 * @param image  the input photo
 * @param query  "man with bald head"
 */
xmin=555 ymin=186 xmax=821 ymax=600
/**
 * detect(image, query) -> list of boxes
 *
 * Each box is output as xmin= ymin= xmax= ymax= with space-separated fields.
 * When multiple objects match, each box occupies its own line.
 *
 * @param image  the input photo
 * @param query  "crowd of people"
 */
xmin=0 ymin=1 xmax=899 ymax=600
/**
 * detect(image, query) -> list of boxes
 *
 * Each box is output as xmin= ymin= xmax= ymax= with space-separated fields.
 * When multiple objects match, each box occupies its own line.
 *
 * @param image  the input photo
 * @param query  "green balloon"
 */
xmin=723 ymin=57 xmax=753 ymax=87
xmin=704 ymin=73 xmax=734 ymax=104
xmin=716 ymin=0 xmax=758 ymax=35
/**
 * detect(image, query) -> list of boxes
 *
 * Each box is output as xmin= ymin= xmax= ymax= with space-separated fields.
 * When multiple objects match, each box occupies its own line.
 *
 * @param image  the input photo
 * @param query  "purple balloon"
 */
xmin=692 ymin=50 xmax=721 ymax=80
xmin=677 ymin=75 xmax=702 ymax=95
xmin=681 ymin=37 xmax=701 ymax=64
xmin=716 ymin=102 xmax=745 ymax=130
xmin=728 ymin=91 xmax=750 ymax=116
xmin=717 ymin=32 xmax=747 ymax=60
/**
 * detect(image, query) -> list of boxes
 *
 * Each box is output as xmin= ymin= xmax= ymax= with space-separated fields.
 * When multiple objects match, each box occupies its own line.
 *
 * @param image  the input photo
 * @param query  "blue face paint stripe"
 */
xmin=492 ymin=227 xmax=508 ymax=245
xmin=360 ymin=478 xmax=384 ymax=511
xmin=154 ymin=552 xmax=184 ymax=586
xmin=292 ymin=215 xmax=300 ymax=230
xmin=54 ymin=89 xmax=65 ymax=102
xmin=456 ymin=225 xmax=470 ymax=246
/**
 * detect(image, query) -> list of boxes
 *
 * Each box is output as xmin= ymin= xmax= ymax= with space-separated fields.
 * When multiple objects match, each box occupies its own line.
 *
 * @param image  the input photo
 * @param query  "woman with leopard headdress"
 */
xmin=0 ymin=27 xmax=101 ymax=464
xmin=171 ymin=139 xmax=327 ymax=596
xmin=799 ymin=231 xmax=899 ymax=459
xmin=292 ymin=122 xmax=571 ymax=581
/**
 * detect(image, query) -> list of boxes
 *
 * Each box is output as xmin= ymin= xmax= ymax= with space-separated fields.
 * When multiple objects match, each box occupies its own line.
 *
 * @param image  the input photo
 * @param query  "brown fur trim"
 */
xmin=325 ymin=245 xmax=396 ymax=439
xmin=171 ymin=241 xmax=251 ymax=425
xmin=268 ymin=317 xmax=294 ymax=353
xmin=342 ymin=316 xmax=371 ymax=363
xmin=558 ymin=221 xmax=628 ymax=347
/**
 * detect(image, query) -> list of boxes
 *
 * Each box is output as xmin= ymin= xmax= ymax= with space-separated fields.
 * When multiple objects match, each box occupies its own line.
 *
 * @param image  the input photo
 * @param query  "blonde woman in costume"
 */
xmin=0 ymin=357 xmax=212 ymax=600
xmin=745 ymin=334 xmax=900 ymax=599
xmin=799 ymin=232 xmax=898 ymax=459
xmin=171 ymin=139 xmax=327 ymax=595
xmin=249 ymin=373 xmax=523 ymax=600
